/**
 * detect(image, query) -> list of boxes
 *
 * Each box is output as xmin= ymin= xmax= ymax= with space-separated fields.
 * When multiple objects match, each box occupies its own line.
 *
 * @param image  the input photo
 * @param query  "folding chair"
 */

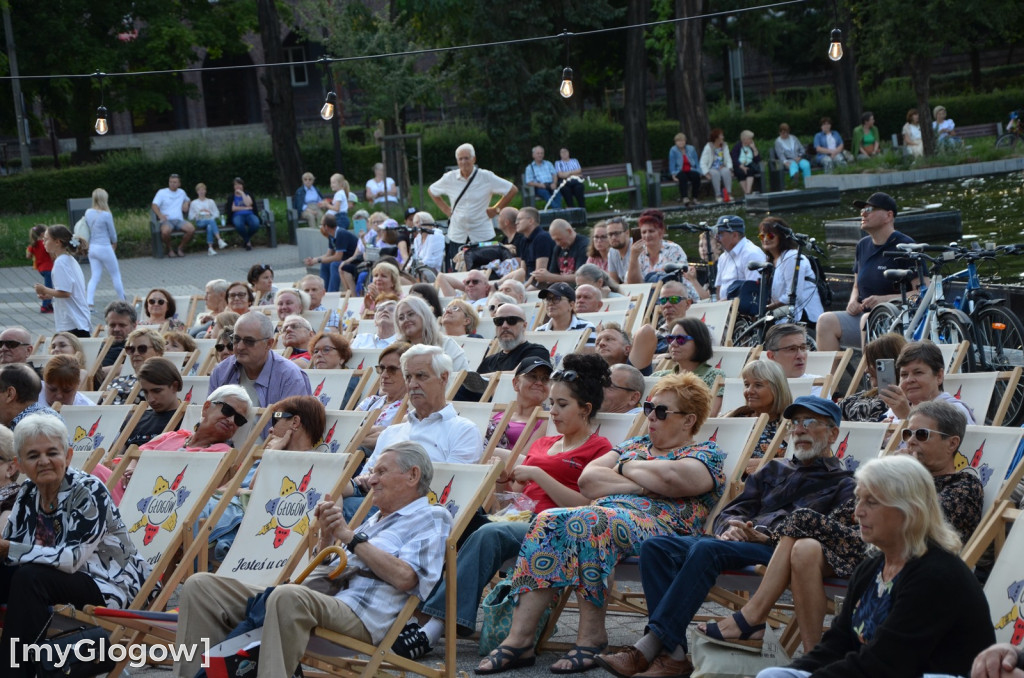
xmin=348 ymin=347 xmax=384 ymax=371
xmin=578 ymin=309 xmax=632 ymax=333
xmin=945 ymin=369 xmax=1022 ymax=426
xmin=982 ymin=515 xmax=1024 ymax=645
xmin=456 ymin=336 xmax=497 ymax=369
xmin=832 ymin=421 xmax=891 ymax=473
xmin=451 ymin=401 xmax=513 ymax=462
xmin=319 ymin=409 xmax=381 ymax=455
xmin=57 ymin=403 xmax=146 ymax=472
xmin=180 ymin=375 xmax=212 ymax=405
xmin=523 ymin=329 xmax=591 ymax=369
xmin=685 ymin=298 xmax=738 ymax=346
xmin=305 ymin=368 xmax=373 ymax=411
xmin=481 ymin=371 xmax=517 ymax=404
xmin=709 ymin=345 xmax=757 ymax=377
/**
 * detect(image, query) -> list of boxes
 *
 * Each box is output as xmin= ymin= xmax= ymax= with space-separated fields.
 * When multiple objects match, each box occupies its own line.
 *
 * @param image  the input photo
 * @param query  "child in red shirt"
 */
xmin=26 ymin=224 xmax=54 ymax=313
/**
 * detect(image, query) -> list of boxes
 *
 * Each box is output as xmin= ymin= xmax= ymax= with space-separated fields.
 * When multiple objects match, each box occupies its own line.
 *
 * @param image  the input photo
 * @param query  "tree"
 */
xmin=257 ymin=0 xmax=303 ymax=197
xmin=675 ymin=0 xmax=709 ymax=148
xmin=623 ymin=0 xmax=649 ymax=170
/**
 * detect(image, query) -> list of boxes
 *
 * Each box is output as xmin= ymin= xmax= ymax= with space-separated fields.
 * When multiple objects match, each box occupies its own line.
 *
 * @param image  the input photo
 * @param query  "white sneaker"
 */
xmin=217 ymin=238 xmax=228 ymax=249
xmin=716 ymin=196 xmax=724 ymax=203
xmin=208 ymin=246 xmax=217 ymax=256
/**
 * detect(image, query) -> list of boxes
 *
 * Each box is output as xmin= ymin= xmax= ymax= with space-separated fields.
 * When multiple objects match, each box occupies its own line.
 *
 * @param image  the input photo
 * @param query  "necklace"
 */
xmin=554 ymin=430 xmax=591 ymax=453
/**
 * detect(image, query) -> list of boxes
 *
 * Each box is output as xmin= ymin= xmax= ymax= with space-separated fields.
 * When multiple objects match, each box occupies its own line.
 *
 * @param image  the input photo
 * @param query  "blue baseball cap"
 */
xmin=783 ymin=396 xmax=841 ymax=427
xmin=715 ymin=215 xmax=745 ymax=233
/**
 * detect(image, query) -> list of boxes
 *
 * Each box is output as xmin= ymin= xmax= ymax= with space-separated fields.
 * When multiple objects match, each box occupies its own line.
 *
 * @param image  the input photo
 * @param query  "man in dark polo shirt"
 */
xmin=532 ymin=219 xmax=590 ymax=287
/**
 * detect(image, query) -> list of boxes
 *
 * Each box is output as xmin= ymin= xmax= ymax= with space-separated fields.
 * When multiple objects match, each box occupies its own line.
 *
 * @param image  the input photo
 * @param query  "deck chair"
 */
xmin=296 ymin=460 xmax=502 ymax=678
xmin=803 ymin=350 xmax=854 ymax=387
xmin=305 ymin=368 xmax=373 ymax=411
xmin=180 ymin=375 xmax=212 ymax=405
xmin=456 ymin=336 xmax=497 ymax=369
xmin=982 ymin=515 xmax=1024 ymax=645
xmin=451 ymin=401 xmax=513 ymax=462
xmin=578 ymin=308 xmax=632 ymax=333
xmin=943 ymin=371 xmax=1013 ymax=425
xmin=476 ymin=317 xmax=497 ymax=340
xmin=686 ymin=298 xmax=738 ymax=346
xmin=524 ymin=329 xmax=591 ymax=369
xmin=481 ymin=371 xmax=517 ymax=404
xmin=832 ymin=421 xmax=891 ymax=472
xmin=546 ymin=411 xmax=644 ymax=448
xmin=58 ymin=403 xmax=146 ymax=471
xmin=710 ymin=345 xmax=758 ymax=377
xmin=348 ymin=347 xmax=384 ymax=371
xmin=319 ymin=408 xmax=380 ymax=455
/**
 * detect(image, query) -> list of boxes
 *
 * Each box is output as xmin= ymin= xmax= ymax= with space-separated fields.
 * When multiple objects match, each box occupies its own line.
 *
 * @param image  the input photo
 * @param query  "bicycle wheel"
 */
xmin=973 ymin=304 xmax=1024 ymax=425
xmin=731 ymin=316 xmax=760 ymax=348
xmin=936 ymin=309 xmax=976 ymax=371
xmin=995 ymin=133 xmax=1019 ymax=150
xmin=865 ymin=302 xmax=903 ymax=343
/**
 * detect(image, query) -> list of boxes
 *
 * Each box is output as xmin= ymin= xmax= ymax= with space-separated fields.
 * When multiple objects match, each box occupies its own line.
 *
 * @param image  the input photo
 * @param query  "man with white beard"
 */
xmin=597 ymin=396 xmax=856 ymax=678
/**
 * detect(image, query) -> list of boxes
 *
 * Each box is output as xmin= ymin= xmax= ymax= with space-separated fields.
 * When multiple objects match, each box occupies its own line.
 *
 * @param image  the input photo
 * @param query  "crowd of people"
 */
xmin=2 ymin=138 xmax=1019 ymax=678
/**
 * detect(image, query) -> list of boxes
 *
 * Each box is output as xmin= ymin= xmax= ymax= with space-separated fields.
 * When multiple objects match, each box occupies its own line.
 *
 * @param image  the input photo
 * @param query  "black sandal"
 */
xmin=475 ymin=644 xmax=537 ymax=675
xmin=551 ymin=642 xmax=609 ymax=674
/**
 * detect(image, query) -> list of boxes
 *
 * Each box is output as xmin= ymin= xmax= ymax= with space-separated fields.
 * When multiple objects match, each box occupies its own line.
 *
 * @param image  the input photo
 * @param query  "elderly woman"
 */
xmin=626 ymin=209 xmax=688 ymax=284
xmin=264 ymin=395 xmax=327 ymax=452
xmin=576 ymin=261 xmax=622 ymax=298
xmin=933 ymin=105 xmax=963 ymax=151
xmin=356 ymin=342 xmax=411 ymax=448
xmin=351 ymin=299 xmax=398 ymax=349
xmin=141 ymin=287 xmax=184 ymax=330
xmin=275 ymin=288 xmax=309 ymax=324
xmin=881 ymin=339 xmax=975 ymax=424
xmin=853 ymin=111 xmax=881 ymax=158
xmin=396 ymin=296 xmax=468 ymax=371
xmin=39 ymin=355 xmax=94 ymax=407
xmin=731 ymin=130 xmax=762 ymax=196
xmin=652 ymin=317 xmax=724 ymax=416
xmin=141 ymin=385 xmax=251 ymax=453
xmin=756 ymin=455 xmax=993 ymax=678
xmin=248 ymin=264 xmax=277 ymax=306
xmin=163 ymin=331 xmax=196 ymax=354
xmin=399 ymin=354 xmax=609 ymax=661
xmin=700 ymin=399 xmax=984 ymax=654
xmin=309 ymin=331 xmax=353 ymax=370
xmin=728 ymin=359 xmax=793 ymax=474
xmin=669 ymin=132 xmax=702 ymax=205
xmin=363 ymin=261 xmax=403 ymax=316
xmin=757 ymin=216 xmax=824 ymax=324
xmin=108 ymin=327 xmax=165 ymax=405
xmin=700 ymin=128 xmax=734 ymax=203
xmin=478 ymin=372 xmax=725 ymax=674
xmin=0 ymin=425 xmax=21 ymax=531
xmin=441 ymin=299 xmax=481 ymax=338
xmin=225 ymin=281 xmax=254 ymax=316
xmin=214 ymin=329 xmax=235 ymax=365
xmin=903 ymin=109 xmax=924 ymax=157
xmin=498 ymin=279 xmax=528 ymax=304
xmin=280 ymin=315 xmax=315 ymax=367
xmin=839 ymin=333 xmax=907 ymax=422
xmin=486 ymin=293 xmax=519 ymax=318
xmin=775 ymin=123 xmax=811 ymax=183
xmin=0 ymin=414 xmax=149 ymax=677
xmin=124 ymin=357 xmax=183 ymax=448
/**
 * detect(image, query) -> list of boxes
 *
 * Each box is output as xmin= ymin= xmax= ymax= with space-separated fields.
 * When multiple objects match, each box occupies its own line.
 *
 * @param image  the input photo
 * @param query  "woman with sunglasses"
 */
xmin=107 ymin=328 xmax=166 ymax=405
xmin=395 ymin=296 xmax=469 ymax=372
xmin=880 ymin=340 xmax=975 ymax=425
xmin=728 ymin=360 xmax=792 ymax=476
xmin=757 ymin=217 xmax=823 ymax=325
xmin=248 ymin=264 xmax=278 ymax=307
xmin=400 ymin=354 xmax=611 ymax=664
xmin=356 ymin=342 xmax=411 ymax=449
xmin=264 ymin=395 xmax=327 ymax=452
xmin=141 ymin=288 xmax=185 ymax=331
xmin=477 ymin=371 xmax=725 ymax=674
xmin=214 ymin=328 xmax=235 ymax=365
xmin=653 ymin=318 xmax=725 ymax=417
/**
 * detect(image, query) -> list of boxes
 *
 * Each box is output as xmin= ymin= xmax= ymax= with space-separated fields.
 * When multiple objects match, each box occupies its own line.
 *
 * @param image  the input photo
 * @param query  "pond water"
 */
xmin=656 ymin=171 xmax=1024 ymax=281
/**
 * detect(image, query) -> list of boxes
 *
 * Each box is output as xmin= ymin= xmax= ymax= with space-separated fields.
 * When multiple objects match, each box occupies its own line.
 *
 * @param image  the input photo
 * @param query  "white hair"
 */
xmin=283 ymin=314 xmax=313 ymax=332
xmin=455 ymin=143 xmax=476 ymax=159
xmin=14 ymin=414 xmax=69 ymax=458
xmin=400 ymin=344 xmax=453 ymax=379
xmin=207 ymin=384 xmax=253 ymax=415
xmin=236 ymin=311 xmax=275 ymax=339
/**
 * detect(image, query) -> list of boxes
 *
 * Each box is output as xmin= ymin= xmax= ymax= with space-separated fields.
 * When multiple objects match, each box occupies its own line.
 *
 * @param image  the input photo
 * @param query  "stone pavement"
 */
xmin=0 ymin=244 xmax=311 ymax=335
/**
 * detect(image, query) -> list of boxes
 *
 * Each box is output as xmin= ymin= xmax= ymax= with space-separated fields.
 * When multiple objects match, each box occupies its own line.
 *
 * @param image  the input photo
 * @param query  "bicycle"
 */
xmin=995 ymin=109 xmax=1022 ymax=150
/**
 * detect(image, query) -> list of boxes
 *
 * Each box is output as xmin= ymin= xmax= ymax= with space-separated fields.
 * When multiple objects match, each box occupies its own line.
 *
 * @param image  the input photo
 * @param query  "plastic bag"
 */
xmin=489 ymin=492 xmax=537 ymax=522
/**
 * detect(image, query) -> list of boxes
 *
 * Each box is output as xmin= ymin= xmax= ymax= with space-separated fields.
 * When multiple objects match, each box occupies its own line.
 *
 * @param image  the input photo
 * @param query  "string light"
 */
xmin=828 ymin=28 xmax=843 ymax=61
xmin=320 ymin=91 xmax=336 ymax=120
xmin=559 ymin=31 xmax=574 ymax=98
xmin=94 ymin=72 xmax=108 ymax=135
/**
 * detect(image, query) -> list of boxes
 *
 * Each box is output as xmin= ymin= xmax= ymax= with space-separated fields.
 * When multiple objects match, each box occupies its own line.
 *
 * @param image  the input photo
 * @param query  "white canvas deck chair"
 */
xmin=348 ymin=347 xmax=384 ymax=371
xmin=982 ymin=515 xmax=1024 ymax=646
xmin=295 ymin=460 xmax=502 ymax=678
xmin=481 ymin=371 xmax=517 ymax=404
xmin=57 ymin=403 xmax=146 ymax=471
xmin=451 ymin=401 xmax=512 ymax=462
xmin=305 ymin=368 xmax=373 ymax=410
xmin=709 ymin=345 xmax=758 ymax=377
xmin=685 ymin=298 xmax=738 ymax=346
xmin=832 ymin=421 xmax=891 ymax=472
xmin=524 ymin=329 xmax=591 ymax=369
xmin=319 ymin=408 xmax=382 ymax=455
xmin=578 ymin=308 xmax=633 ymax=333
xmin=456 ymin=336 xmax=497 ymax=369
xmin=179 ymin=375 xmax=212 ymax=405
xmin=944 ymin=368 xmax=1022 ymax=426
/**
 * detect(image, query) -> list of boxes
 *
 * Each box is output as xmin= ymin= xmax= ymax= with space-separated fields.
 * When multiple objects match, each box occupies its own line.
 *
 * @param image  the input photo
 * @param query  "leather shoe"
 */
xmin=634 ymin=655 xmax=693 ymax=678
xmin=594 ymin=647 xmax=649 ymax=678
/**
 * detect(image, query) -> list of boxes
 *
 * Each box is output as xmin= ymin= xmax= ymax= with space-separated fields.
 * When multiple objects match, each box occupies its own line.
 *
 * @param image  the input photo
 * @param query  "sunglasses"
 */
xmin=256 ymin=264 xmax=273 ymax=272
xmin=228 ymin=291 xmax=250 ymax=300
xmin=493 ymin=316 xmax=525 ymax=327
xmin=234 ymin=335 xmax=269 ymax=347
xmin=147 ymin=298 xmax=167 ymax=306
xmin=124 ymin=345 xmax=150 ymax=355
xmin=212 ymin=400 xmax=248 ymax=427
xmin=656 ymin=295 xmax=685 ymax=305
xmin=0 ymin=340 xmax=31 ymax=349
xmin=643 ymin=402 xmax=688 ymax=420
xmin=757 ymin=232 xmax=776 ymax=241
xmin=551 ymin=370 xmax=579 ymax=382
xmin=215 ymin=343 xmax=234 ymax=352
xmin=273 ymin=411 xmax=296 ymax=421
xmin=901 ymin=427 xmax=950 ymax=443
xmin=665 ymin=334 xmax=694 ymax=346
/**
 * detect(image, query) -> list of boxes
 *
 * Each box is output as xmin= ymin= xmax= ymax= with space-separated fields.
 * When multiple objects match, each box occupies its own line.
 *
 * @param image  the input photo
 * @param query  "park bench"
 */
xmin=644 ymin=159 xmax=714 ymax=207
xmin=522 ymin=162 xmax=643 ymax=211
xmin=147 ymin=198 xmax=277 ymax=258
xmin=891 ymin=121 xmax=1004 ymax=154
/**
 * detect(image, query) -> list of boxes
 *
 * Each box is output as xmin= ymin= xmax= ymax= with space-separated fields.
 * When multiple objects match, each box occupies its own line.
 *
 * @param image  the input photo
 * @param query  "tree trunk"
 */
xmin=665 ymin=61 xmax=678 ymax=120
xmin=910 ymin=55 xmax=934 ymax=156
xmin=623 ymin=0 xmax=649 ymax=170
xmin=969 ymin=48 xmax=982 ymax=90
xmin=674 ymin=0 xmax=709 ymax=148
xmin=257 ymin=0 xmax=304 ymax=196
xmin=832 ymin=15 xmax=861 ymax=140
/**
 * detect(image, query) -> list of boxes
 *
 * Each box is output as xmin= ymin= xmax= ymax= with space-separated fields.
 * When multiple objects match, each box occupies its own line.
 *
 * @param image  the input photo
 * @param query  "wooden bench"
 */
xmin=892 ymin=122 xmax=1004 ymax=153
xmin=644 ymin=159 xmax=714 ymax=207
xmin=522 ymin=162 xmax=642 ymax=210
xmin=148 ymin=198 xmax=277 ymax=258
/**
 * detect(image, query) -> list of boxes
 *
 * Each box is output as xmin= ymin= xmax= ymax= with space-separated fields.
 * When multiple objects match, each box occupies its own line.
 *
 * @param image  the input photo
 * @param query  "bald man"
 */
xmin=0 ymin=327 xmax=34 ymax=366
xmin=574 ymin=284 xmax=604 ymax=314
xmin=531 ymin=219 xmax=590 ymax=287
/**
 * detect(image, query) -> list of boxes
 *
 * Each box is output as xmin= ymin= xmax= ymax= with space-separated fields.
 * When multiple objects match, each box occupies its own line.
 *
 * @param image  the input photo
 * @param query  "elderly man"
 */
xmin=532 ymin=219 xmax=590 ymax=287
xmin=151 ymin=173 xmax=195 ymax=258
xmin=498 ymin=280 xmax=528 ymax=304
xmin=0 ymin=328 xmax=34 ymax=366
xmin=280 ymin=315 xmax=315 ymax=367
xmin=477 ymin=304 xmax=550 ymax=374
xmin=713 ymin=215 xmax=765 ymax=300
xmin=209 ymin=311 xmax=311 ymax=407
xmin=429 ymin=143 xmax=518 ymax=257
xmin=764 ymin=324 xmax=822 ymax=395
xmin=596 ymin=396 xmax=855 ymax=678
xmin=525 ymin=145 xmax=561 ymax=208
xmin=299 ymin=274 xmax=340 ymax=331
xmin=601 ymin=364 xmax=645 ymax=414
xmin=502 ymin=207 xmax=554 ymax=286
xmin=595 ymin=324 xmax=657 ymax=376
xmin=437 ymin=269 xmax=493 ymax=311
xmin=574 ymin=284 xmax=604 ymax=314
xmin=190 ymin=279 xmax=229 ymax=337
xmin=351 ymin=299 xmax=398 ymax=349
xmin=175 ymin=442 xmax=452 ymax=678
xmin=95 ymin=301 xmax=138 ymax=388
xmin=0 ymin=364 xmax=60 ymax=429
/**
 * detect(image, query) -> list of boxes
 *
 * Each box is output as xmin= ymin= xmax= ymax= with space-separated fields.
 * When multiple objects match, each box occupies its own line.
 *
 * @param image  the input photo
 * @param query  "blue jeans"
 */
xmin=641 ymin=535 xmax=775 ymax=653
xmin=420 ymin=521 xmax=530 ymax=633
xmin=196 ymin=218 xmax=220 ymax=243
xmin=232 ymin=213 xmax=261 ymax=244
xmin=534 ymin=187 xmax=562 ymax=209
xmin=756 ymin=670 xmax=811 ymax=678
xmin=321 ymin=261 xmax=343 ymax=293
xmin=39 ymin=270 xmax=53 ymax=309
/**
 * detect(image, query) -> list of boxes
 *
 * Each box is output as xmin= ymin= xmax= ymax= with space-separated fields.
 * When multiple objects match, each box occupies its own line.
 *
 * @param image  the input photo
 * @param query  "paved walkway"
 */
xmin=0 ymin=245 xmax=310 ymax=335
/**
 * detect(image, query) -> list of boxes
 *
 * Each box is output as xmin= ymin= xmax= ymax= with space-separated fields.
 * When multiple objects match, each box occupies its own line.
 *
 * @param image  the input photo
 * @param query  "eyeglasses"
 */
xmin=774 ymin=343 xmax=809 ymax=354
xmin=272 ymin=411 xmax=296 ymax=421
xmin=228 ymin=292 xmax=250 ymax=300
xmin=665 ymin=334 xmax=694 ymax=346
xmin=0 ymin=340 xmax=31 ymax=349
xmin=606 ymin=230 xmax=625 ymax=237
xmin=215 ymin=343 xmax=234 ymax=352
xmin=860 ymin=206 xmax=875 ymax=215
xmin=643 ymin=402 xmax=688 ymax=420
xmin=493 ymin=316 xmax=525 ymax=327
xmin=656 ymin=295 xmax=685 ymax=306
xmin=608 ymin=382 xmax=639 ymax=393
xmin=124 ymin=345 xmax=150 ymax=355
xmin=551 ymin=370 xmax=579 ymax=382
xmin=592 ymin=234 xmax=609 ymax=241
xmin=376 ymin=364 xmax=402 ymax=375
xmin=311 ymin=346 xmax=336 ymax=355
xmin=465 ymin=279 xmax=486 ymax=285
xmin=147 ymin=298 xmax=167 ymax=306
xmin=211 ymin=400 xmax=248 ymax=427
xmin=791 ymin=417 xmax=829 ymax=430
xmin=234 ymin=335 xmax=270 ymax=347
xmin=901 ymin=427 xmax=950 ymax=443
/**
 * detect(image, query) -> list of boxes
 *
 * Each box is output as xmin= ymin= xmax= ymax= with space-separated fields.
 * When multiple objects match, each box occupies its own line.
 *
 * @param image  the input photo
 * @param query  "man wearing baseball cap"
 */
xmin=816 ymin=192 xmax=917 ymax=351
xmin=537 ymin=282 xmax=597 ymax=345
xmin=714 ymin=214 xmax=766 ymax=300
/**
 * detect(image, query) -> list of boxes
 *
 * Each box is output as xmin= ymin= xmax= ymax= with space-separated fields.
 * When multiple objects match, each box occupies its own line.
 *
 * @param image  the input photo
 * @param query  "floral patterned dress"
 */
xmin=750 ymin=418 xmax=786 ymax=460
xmin=508 ymin=436 xmax=725 ymax=608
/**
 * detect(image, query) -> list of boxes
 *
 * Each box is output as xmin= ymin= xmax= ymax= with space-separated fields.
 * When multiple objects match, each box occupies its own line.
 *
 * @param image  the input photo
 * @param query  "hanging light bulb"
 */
xmin=828 ymin=28 xmax=843 ymax=61
xmin=95 ymin=106 xmax=109 ymax=135
xmin=320 ymin=91 xmax=336 ymax=120
xmin=560 ymin=67 xmax=574 ymax=98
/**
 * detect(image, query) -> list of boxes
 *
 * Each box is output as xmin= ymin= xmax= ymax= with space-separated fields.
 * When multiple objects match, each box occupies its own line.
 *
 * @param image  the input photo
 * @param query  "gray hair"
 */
xmin=104 ymin=300 xmax=137 ymax=324
xmin=738 ymin=359 xmax=792 ymax=420
xmin=206 ymin=279 xmax=230 ymax=296
xmin=0 ymin=424 xmax=15 ymax=462
xmin=576 ymin=263 xmax=609 ymax=287
xmin=282 ymin=314 xmax=313 ymax=332
xmin=397 ymin=296 xmax=443 ymax=347
xmin=237 ymin=311 xmax=275 ymax=340
xmin=764 ymin=323 xmax=807 ymax=352
xmin=498 ymin=280 xmax=527 ymax=303
xmin=13 ymin=413 xmax=69 ymax=459
xmin=455 ymin=143 xmax=476 ymax=159
xmin=207 ymin=384 xmax=253 ymax=416
xmin=908 ymin=400 xmax=967 ymax=442
xmin=298 ymin=274 xmax=325 ymax=291
xmin=400 ymin=344 xmax=452 ymax=380
xmin=611 ymin=363 xmax=646 ymax=399
xmin=383 ymin=441 xmax=434 ymax=495
xmin=487 ymin=293 xmax=517 ymax=308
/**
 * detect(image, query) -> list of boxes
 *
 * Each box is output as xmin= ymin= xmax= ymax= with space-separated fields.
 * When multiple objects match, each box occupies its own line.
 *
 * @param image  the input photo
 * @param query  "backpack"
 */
xmin=805 ymin=254 xmax=833 ymax=309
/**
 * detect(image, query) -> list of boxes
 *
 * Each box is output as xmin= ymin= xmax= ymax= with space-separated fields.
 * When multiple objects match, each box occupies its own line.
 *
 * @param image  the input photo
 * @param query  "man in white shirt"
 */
xmin=713 ymin=215 xmax=765 ymax=299
xmin=437 ymin=269 xmax=492 ymax=312
xmin=429 ymin=143 xmax=518 ymax=256
xmin=151 ymin=173 xmax=195 ymax=258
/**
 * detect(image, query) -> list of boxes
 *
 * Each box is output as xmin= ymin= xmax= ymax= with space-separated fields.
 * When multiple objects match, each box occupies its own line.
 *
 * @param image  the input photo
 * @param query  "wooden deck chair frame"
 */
xmin=53 ymin=403 xmax=147 ymax=472
xmin=479 ymin=371 xmax=515 ymax=404
xmin=97 ymin=350 xmax=130 ymax=392
xmin=294 ymin=461 xmax=503 ymax=678
xmin=82 ymin=336 xmax=116 ymax=389
xmin=450 ymin=401 xmax=514 ymax=463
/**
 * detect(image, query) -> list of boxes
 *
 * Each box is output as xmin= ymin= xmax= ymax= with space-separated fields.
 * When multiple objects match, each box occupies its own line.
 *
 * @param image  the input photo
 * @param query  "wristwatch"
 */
xmin=346 ymin=531 xmax=369 ymax=552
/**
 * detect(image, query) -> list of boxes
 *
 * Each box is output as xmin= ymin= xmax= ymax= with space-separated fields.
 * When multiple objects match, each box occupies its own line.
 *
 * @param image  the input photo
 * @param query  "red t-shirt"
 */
xmin=29 ymin=240 xmax=53 ymax=272
xmin=520 ymin=433 xmax=612 ymax=513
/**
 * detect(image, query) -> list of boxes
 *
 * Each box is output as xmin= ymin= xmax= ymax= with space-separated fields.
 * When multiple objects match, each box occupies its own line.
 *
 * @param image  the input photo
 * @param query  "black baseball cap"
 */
xmin=516 ymin=357 xmax=553 ymax=377
xmin=539 ymin=282 xmax=576 ymax=302
xmin=715 ymin=215 xmax=745 ymax=233
xmin=852 ymin=192 xmax=898 ymax=215
xmin=404 ymin=206 xmax=418 ymax=219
